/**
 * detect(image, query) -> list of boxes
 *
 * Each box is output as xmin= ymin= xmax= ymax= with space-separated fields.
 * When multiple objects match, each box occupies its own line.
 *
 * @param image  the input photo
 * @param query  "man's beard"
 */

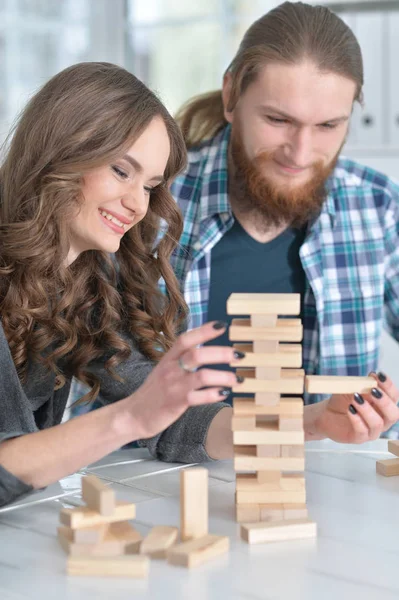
xmin=229 ymin=126 xmax=340 ymax=232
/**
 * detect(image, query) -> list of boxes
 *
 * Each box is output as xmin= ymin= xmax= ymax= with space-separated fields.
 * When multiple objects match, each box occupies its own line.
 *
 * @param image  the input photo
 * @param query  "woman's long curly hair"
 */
xmin=0 ymin=62 xmax=188 ymax=402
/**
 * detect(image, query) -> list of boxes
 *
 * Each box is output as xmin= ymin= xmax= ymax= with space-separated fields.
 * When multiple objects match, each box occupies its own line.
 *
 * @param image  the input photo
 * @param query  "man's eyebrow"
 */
xmin=258 ymin=104 xmax=350 ymax=125
xmin=122 ymin=154 xmax=164 ymax=182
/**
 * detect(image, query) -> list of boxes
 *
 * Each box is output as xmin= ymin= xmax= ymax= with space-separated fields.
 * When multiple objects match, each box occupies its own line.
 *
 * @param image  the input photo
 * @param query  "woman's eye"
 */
xmin=112 ymin=166 xmax=128 ymax=179
xmin=144 ymin=186 xmax=153 ymax=195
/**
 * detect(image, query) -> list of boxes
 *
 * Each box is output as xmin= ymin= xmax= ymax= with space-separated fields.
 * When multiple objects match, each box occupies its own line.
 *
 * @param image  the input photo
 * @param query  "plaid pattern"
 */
xmin=169 ymin=125 xmax=399 ymax=436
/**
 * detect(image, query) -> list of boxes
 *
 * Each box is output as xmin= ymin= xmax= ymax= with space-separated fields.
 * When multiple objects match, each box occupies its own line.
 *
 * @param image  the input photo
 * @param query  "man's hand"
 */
xmin=304 ymin=372 xmax=399 ymax=443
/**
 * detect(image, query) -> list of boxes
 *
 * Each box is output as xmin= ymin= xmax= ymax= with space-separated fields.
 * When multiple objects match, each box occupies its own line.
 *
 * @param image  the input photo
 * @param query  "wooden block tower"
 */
xmin=227 ymin=292 xmax=375 ymax=543
xmin=228 ymin=293 xmax=308 ymax=526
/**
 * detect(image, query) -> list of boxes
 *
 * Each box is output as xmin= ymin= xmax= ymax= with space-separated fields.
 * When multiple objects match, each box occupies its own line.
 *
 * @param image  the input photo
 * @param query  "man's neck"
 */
xmin=229 ymin=192 xmax=288 ymax=244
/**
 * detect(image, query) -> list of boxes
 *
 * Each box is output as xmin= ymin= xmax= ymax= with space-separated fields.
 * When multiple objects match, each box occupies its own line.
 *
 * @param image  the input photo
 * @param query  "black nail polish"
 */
xmin=233 ymin=350 xmax=246 ymax=359
xmin=371 ymin=387 xmax=383 ymax=399
xmin=213 ymin=321 xmax=227 ymax=330
xmin=377 ymin=372 xmax=387 ymax=383
xmin=219 ymin=387 xmax=231 ymax=397
xmin=354 ymin=393 xmax=364 ymax=405
xmin=236 ymin=375 xmax=245 ymax=384
xmin=349 ymin=404 xmax=357 ymax=414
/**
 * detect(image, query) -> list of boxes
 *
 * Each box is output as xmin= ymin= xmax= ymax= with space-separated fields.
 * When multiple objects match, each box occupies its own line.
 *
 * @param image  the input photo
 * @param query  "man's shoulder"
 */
xmin=332 ymin=156 xmax=399 ymax=198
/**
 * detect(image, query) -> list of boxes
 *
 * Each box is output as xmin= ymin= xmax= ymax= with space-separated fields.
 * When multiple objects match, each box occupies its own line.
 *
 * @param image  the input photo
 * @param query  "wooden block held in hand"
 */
xmin=167 ymin=534 xmax=229 ymax=568
xmin=240 ymin=518 xmax=316 ymax=545
xmin=180 ymin=468 xmax=208 ymax=541
xmin=67 ymin=555 xmax=149 ymax=578
xmin=140 ymin=526 xmax=178 ymax=559
xmin=305 ymin=375 xmax=374 ymax=395
xmin=376 ymin=458 xmax=399 ymax=477
xmin=82 ymin=475 xmax=116 ymax=516
xmin=60 ymin=501 xmax=136 ymax=529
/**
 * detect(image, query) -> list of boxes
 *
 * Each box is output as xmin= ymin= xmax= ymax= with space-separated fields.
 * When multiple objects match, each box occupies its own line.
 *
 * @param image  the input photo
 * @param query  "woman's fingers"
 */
xmin=348 ymin=392 xmax=385 ymax=440
xmin=167 ymin=321 xmax=229 ymax=360
xmin=370 ymin=372 xmax=399 ymax=405
xmin=178 ymin=345 xmax=245 ymax=372
xmin=362 ymin=388 xmax=399 ymax=431
xmin=186 ymin=387 xmax=234 ymax=407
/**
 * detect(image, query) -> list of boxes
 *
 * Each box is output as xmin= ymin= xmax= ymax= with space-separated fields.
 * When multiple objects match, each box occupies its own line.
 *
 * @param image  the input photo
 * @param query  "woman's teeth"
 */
xmin=99 ymin=210 xmax=126 ymax=230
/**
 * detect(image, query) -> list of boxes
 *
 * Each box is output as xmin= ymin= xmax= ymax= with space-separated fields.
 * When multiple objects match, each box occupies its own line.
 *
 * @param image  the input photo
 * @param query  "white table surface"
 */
xmin=0 ymin=439 xmax=398 ymax=600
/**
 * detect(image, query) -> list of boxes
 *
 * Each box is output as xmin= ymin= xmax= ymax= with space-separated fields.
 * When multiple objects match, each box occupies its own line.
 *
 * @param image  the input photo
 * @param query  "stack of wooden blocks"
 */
xmin=58 ymin=468 xmax=229 ymax=576
xmin=227 ymin=293 xmax=317 ymax=544
xmin=227 ymin=292 xmax=375 ymax=545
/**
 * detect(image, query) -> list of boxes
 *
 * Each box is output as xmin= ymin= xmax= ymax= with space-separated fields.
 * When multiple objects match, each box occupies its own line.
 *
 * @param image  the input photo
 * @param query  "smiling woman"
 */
xmin=0 ymin=62 xmax=240 ymax=508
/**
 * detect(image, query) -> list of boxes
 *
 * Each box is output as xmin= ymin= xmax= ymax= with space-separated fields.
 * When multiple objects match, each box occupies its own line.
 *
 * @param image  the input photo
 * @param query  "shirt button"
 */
xmin=193 ymin=241 xmax=202 ymax=251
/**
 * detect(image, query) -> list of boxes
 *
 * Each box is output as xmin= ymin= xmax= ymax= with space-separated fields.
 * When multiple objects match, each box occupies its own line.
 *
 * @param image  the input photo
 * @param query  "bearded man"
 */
xmin=169 ymin=1 xmax=399 ymax=455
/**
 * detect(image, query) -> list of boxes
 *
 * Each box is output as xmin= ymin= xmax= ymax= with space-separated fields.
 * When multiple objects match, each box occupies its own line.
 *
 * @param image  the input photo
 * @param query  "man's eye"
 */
xmin=267 ymin=116 xmax=288 ymax=124
xmin=112 ymin=166 xmax=128 ymax=178
xmin=320 ymin=123 xmax=338 ymax=130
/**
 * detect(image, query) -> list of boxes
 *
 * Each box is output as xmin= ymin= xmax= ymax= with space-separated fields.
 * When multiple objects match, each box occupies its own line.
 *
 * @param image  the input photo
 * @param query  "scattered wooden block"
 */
xmin=229 ymin=319 xmax=303 ymax=342
xmin=233 ymin=368 xmax=304 ymax=394
xmin=376 ymin=458 xmax=399 ymax=476
xmin=231 ymin=344 xmax=302 ymax=368
xmin=58 ymin=521 xmax=142 ymax=557
xmin=81 ymin=475 xmax=116 ymax=516
xmin=73 ymin=524 xmax=108 ymax=544
xmin=139 ymin=526 xmax=178 ymax=559
xmin=240 ymin=518 xmax=316 ymax=545
xmin=305 ymin=375 xmax=374 ymax=395
xmin=167 ymin=534 xmax=229 ymax=568
xmin=251 ymin=314 xmax=277 ymax=328
xmin=60 ymin=501 xmax=136 ymax=529
xmin=388 ymin=440 xmax=399 ymax=457
xmin=180 ymin=468 xmax=208 ymax=542
xmin=227 ymin=293 xmax=300 ymax=316
xmin=67 ymin=555 xmax=149 ymax=578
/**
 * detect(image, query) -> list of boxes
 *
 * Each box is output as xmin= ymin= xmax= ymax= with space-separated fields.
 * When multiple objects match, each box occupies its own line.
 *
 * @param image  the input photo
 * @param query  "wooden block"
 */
xmin=281 ymin=445 xmax=305 ymax=458
xmin=60 ymin=501 xmax=136 ymax=529
xmin=256 ymin=415 xmax=278 ymax=426
xmin=283 ymin=503 xmax=308 ymax=519
xmin=251 ymin=314 xmax=277 ymax=327
xmin=229 ymin=319 xmax=303 ymax=342
xmin=376 ymin=458 xmax=399 ymax=476
xmin=279 ymin=417 xmax=303 ymax=431
xmin=259 ymin=504 xmax=284 ymax=521
xmin=109 ymin=521 xmax=143 ymax=554
xmin=236 ymin=504 xmax=261 ymax=523
xmin=388 ymin=440 xmax=399 ymax=457
xmin=167 ymin=534 xmax=229 ymax=568
xmin=73 ymin=524 xmax=108 ymax=544
xmin=255 ymin=392 xmax=280 ymax=406
xmin=231 ymin=415 xmax=256 ymax=431
xmin=240 ymin=518 xmax=316 ymax=545
xmin=81 ymin=475 xmax=116 ymax=516
xmin=227 ymin=293 xmax=300 ymax=316
xmin=58 ymin=522 xmax=142 ymax=557
xmin=236 ymin=473 xmax=280 ymax=491
xmin=234 ymin=397 xmax=303 ymax=417
xmin=234 ymin=422 xmax=304 ymax=445
xmin=236 ymin=489 xmax=306 ymax=504
xmin=253 ymin=340 xmax=279 ymax=353
xmin=280 ymin=475 xmax=305 ymax=491
xmin=234 ymin=449 xmax=305 ymax=472
xmin=139 ymin=526 xmax=178 ymax=559
xmin=231 ymin=344 xmax=302 ymax=368
xmin=67 ymin=555 xmax=149 ymax=578
xmin=257 ymin=471 xmax=281 ymax=484
xmin=180 ymin=468 xmax=208 ymax=541
xmin=255 ymin=367 xmax=281 ymax=379
xmin=233 ymin=368 xmax=304 ymax=394
xmin=305 ymin=375 xmax=374 ymax=395
xmin=256 ymin=445 xmax=281 ymax=458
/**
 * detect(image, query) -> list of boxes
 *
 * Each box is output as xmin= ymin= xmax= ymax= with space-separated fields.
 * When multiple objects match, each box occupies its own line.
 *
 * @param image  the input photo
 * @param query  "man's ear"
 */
xmin=222 ymin=72 xmax=234 ymax=124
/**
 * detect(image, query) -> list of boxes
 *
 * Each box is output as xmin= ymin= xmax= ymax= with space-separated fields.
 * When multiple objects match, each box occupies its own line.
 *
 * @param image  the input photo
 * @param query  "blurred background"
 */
xmin=1 ymin=0 xmax=399 ymax=381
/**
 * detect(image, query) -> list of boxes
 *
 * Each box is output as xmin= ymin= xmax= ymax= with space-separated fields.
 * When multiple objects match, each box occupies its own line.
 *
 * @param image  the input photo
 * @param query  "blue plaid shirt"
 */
xmin=169 ymin=126 xmax=399 ymax=434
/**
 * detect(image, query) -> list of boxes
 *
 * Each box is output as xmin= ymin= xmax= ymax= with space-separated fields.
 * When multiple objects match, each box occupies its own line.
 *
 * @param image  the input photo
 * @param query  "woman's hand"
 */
xmin=125 ymin=321 xmax=244 ymax=439
xmin=305 ymin=372 xmax=399 ymax=443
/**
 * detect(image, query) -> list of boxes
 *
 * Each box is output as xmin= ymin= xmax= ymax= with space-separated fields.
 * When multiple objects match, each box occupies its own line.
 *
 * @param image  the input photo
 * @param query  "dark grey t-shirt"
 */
xmin=0 ymin=324 xmax=227 ymax=507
